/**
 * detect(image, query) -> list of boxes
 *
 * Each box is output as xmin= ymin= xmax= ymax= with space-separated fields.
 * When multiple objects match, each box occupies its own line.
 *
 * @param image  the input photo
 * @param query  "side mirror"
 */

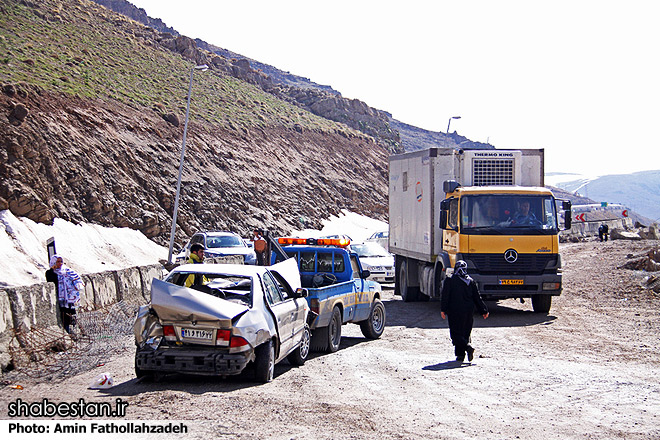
xmin=294 ymin=287 xmax=308 ymax=298
xmin=440 ymin=199 xmax=450 ymax=229
xmin=361 ymin=270 xmax=371 ymax=279
xmin=562 ymin=200 xmax=572 ymax=230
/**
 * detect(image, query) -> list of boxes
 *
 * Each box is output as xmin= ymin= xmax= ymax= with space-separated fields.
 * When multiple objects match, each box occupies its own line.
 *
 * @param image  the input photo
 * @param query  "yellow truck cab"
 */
xmin=389 ymin=147 xmax=571 ymax=313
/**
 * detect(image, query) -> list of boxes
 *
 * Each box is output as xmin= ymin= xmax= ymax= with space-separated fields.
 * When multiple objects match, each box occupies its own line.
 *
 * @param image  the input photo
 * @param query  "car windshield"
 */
xmin=206 ymin=235 xmax=244 ymax=248
xmin=350 ymin=242 xmax=390 ymax=258
xmin=460 ymin=194 xmax=558 ymax=235
xmin=165 ymin=272 xmax=253 ymax=306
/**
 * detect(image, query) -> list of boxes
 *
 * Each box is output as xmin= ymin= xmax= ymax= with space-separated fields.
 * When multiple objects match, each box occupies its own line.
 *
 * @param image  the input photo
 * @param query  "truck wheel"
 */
xmin=254 ymin=339 xmax=275 ymax=383
xmin=399 ymin=259 xmax=420 ymax=302
xmin=287 ymin=324 xmax=311 ymax=366
xmin=327 ymin=306 xmax=342 ymax=353
xmin=360 ymin=299 xmax=386 ymax=339
xmin=532 ymin=295 xmax=552 ymax=313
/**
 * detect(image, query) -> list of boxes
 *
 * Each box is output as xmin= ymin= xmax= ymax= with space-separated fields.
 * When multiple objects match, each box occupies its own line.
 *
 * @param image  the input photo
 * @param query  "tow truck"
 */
xmin=275 ymin=237 xmax=386 ymax=352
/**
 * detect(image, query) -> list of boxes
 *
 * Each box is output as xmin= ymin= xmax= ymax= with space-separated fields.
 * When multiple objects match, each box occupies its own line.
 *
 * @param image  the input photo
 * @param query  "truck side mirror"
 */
xmin=562 ymin=200 xmax=572 ymax=230
xmin=294 ymin=287 xmax=308 ymax=298
xmin=440 ymin=199 xmax=450 ymax=229
xmin=361 ymin=270 xmax=371 ymax=279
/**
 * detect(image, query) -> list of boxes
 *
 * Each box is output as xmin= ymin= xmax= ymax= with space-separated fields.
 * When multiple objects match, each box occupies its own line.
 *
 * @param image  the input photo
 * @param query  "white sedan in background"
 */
xmin=348 ymin=242 xmax=394 ymax=284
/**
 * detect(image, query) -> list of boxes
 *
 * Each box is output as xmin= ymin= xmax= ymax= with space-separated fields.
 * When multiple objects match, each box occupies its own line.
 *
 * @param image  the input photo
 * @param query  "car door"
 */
xmin=350 ymin=254 xmax=374 ymax=322
xmin=262 ymin=272 xmax=296 ymax=356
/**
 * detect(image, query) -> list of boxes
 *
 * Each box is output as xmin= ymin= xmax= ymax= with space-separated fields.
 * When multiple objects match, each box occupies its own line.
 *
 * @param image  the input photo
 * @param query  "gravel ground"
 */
xmin=2 ymin=240 xmax=659 ymax=439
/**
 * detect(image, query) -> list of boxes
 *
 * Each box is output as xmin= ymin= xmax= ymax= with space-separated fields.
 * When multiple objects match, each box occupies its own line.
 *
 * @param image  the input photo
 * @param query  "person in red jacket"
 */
xmin=440 ymin=260 xmax=489 ymax=362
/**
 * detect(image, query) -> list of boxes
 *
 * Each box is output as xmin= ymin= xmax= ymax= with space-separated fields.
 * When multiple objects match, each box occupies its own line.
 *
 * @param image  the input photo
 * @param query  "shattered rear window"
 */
xmin=166 ymin=272 xmax=253 ymax=306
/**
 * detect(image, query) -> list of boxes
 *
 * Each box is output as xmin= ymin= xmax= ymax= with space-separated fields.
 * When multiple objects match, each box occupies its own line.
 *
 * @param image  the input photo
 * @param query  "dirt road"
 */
xmin=2 ymin=240 xmax=659 ymax=439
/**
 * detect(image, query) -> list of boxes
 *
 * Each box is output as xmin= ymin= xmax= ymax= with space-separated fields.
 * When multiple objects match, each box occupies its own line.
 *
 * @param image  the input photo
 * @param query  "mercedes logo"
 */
xmin=504 ymin=249 xmax=518 ymax=263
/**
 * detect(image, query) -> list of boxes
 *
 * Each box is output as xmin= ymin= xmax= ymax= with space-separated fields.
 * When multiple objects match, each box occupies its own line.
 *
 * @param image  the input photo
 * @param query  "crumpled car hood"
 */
xmin=269 ymin=257 xmax=302 ymax=291
xmin=150 ymin=278 xmax=249 ymax=326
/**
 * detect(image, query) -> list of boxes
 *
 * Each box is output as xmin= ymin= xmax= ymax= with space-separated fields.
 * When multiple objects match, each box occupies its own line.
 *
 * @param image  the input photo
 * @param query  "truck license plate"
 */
xmin=181 ymin=328 xmax=213 ymax=340
xmin=499 ymin=279 xmax=524 ymax=285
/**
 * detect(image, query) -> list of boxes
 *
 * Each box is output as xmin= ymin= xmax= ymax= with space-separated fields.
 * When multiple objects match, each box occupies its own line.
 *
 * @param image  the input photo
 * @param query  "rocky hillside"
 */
xmin=0 ymin=0 xmax=389 ymax=246
xmin=91 ymin=0 xmax=401 ymax=153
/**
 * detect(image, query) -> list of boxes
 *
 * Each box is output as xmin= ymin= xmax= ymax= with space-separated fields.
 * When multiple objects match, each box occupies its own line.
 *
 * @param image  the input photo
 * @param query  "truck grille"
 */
xmin=467 ymin=253 xmax=557 ymax=275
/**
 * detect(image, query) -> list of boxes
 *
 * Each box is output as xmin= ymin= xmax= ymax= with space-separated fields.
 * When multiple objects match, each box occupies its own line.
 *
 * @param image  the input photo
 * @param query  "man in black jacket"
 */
xmin=441 ymin=260 xmax=489 ymax=362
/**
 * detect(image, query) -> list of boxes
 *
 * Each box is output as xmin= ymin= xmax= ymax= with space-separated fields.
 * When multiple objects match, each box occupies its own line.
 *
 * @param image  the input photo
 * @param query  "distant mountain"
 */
xmin=549 ymin=171 xmax=660 ymax=222
xmin=389 ymin=118 xmax=493 ymax=151
xmin=94 ymin=0 xmax=482 ymax=153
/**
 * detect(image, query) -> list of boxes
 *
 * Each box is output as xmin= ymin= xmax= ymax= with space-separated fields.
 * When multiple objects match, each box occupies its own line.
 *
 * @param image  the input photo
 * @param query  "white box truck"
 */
xmin=389 ymin=147 xmax=571 ymax=313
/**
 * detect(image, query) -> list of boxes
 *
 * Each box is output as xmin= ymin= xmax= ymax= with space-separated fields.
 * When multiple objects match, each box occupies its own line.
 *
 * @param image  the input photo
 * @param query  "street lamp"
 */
xmin=445 ymin=115 xmax=461 ymax=148
xmin=167 ymin=64 xmax=208 ymax=264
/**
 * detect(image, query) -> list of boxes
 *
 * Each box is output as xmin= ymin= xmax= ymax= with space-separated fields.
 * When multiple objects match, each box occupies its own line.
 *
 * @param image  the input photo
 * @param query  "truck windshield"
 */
xmin=460 ymin=194 xmax=558 ymax=235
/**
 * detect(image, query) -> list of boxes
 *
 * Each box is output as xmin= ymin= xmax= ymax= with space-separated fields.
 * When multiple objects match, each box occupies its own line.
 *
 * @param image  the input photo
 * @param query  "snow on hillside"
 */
xmin=0 ymin=210 xmax=168 ymax=288
xmin=0 ymin=209 xmax=387 ymax=288
xmin=545 ymin=172 xmax=599 ymax=193
xmin=293 ymin=210 xmax=388 ymax=243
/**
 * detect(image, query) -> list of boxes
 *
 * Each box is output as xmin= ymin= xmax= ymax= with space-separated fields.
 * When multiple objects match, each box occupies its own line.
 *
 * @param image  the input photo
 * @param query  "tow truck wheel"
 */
xmin=255 ymin=339 xmax=275 ymax=383
xmin=532 ymin=294 xmax=552 ymax=313
xmin=287 ymin=324 xmax=311 ymax=366
xmin=360 ymin=299 xmax=386 ymax=339
xmin=327 ymin=306 xmax=342 ymax=353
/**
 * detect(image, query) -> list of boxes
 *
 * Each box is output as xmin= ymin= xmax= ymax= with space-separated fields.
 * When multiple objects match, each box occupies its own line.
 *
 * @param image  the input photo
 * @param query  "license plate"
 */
xmin=499 ymin=279 xmax=524 ymax=285
xmin=181 ymin=328 xmax=213 ymax=340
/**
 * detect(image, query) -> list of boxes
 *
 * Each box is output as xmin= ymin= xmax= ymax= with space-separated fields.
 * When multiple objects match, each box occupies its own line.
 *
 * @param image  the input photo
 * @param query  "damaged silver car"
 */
xmin=134 ymin=258 xmax=311 ymax=383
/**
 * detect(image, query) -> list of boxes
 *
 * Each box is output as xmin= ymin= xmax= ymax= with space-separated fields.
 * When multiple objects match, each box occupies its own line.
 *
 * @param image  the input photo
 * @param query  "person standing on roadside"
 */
xmin=440 ymin=260 xmax=489 ymax=362
xmin=185 ymin=243 xmax=206 ymax=287
xmin=251 ymin=228 xmax=268 ymax=266
xmin=45 ymin=255 xmax=83 ymax=333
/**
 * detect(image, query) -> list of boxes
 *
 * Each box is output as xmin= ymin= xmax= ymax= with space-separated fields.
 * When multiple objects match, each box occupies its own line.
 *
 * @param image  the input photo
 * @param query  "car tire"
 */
xmin=287 ymin=324 xmax=311 ymax=366
xmin=360 ymin=299 xmax=386 ymax=339
xmin=326 ymin=306 xmax=342 ymax=353
xmin=134 ymin=352 xmax=151 ymax=380
xmin=254 ymin=339 xmax=275 ymax=383
xmin=532 ymin=294 xmax=552 ymax=313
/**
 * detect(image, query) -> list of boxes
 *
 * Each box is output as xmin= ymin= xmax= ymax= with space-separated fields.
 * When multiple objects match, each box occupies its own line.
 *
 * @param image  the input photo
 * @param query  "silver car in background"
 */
xmin=175 ymin=231 xmax=257 ymax=265
xmin=134 ymin=259 xmax=310 ymax=383
xmin=348 ymin=242 xmax=394 ymax=284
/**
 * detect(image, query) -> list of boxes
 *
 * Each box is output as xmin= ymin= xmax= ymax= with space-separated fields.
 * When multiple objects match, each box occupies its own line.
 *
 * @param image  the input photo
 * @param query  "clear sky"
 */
xmin=128 ymin=0 xmax=660 ymax=177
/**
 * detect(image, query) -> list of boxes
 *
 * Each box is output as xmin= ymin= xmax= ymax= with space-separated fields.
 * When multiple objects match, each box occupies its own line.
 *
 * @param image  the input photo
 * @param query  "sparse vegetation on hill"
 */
xmin=0 ymin=0 xmax=389 ymax=245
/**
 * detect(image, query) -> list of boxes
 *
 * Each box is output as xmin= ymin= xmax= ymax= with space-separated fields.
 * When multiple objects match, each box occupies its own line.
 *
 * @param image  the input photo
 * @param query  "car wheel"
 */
xmin=134 ymin=352 xmax=151 ymax=380
xmin=532 ymin=294 xmax=552 ymax=313
xmin=255 ymin=339 xmax=275 ymax=383
xmin=287 ymin=324 xmax=311 ymax=366
xmin=360 ymin=299 xmax=386 ymax=339
xmin=327 ymin=306 xmax=342 ymax=353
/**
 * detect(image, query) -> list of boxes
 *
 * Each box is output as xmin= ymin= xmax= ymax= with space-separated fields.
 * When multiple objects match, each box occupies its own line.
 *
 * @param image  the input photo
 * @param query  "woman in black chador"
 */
xmin=441 ymin=260 xmax=489 ymax=362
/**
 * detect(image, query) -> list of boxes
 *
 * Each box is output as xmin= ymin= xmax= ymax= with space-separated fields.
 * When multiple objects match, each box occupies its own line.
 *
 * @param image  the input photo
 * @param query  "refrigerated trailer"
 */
xmin=389 ymin=147 xmax=571 ymax=313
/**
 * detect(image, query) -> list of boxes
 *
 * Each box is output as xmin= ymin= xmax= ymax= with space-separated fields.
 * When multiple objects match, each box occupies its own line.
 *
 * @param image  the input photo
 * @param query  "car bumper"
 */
xmin=136 ymin=347 xmax=251 ymax=376
xmin=368 ymin=271 xmax=394 ymax=283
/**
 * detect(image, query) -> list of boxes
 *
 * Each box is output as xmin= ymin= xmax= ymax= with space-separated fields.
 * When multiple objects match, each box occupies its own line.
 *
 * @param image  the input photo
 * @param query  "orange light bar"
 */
xmin=278 ymin=237 xmax=309 ymax=245
xmin=277 ymin=237 xmax=350 ymax=247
